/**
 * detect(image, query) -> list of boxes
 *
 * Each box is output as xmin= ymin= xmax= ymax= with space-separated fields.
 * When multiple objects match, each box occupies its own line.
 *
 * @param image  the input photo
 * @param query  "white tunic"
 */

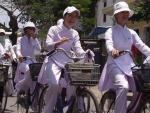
xmin=14 ymin=35 xmax=41 ymax=83
xmin=98 ymin=24 xmax=150 ymax=91
xmin=0 ymin=43 xmax=5 ymax=58
xmin=16 ymin=36 xmax=41 ymax=58
xmin=0 ymin=38 xmax=16 ymax=95
xmin=38 ymin=24 xmax=85 ymax=84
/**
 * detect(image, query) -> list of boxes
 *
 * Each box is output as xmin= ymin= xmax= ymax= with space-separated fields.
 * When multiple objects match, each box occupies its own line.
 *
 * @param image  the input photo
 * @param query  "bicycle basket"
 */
xmin=65 ymin=63 xmax=101 ymax=86
xmin=132 ymin=65 xmax=150 ymax=92
xmin=0 ymin=64 xmax=9 ymax=83
xmin=29 ymin=63 xmax=43 ymax=81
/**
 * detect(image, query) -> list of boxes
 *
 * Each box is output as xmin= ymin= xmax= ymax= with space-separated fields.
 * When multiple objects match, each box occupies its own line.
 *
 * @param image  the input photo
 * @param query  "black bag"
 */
xmin=29 ymin=63 xmax=43 ymax=81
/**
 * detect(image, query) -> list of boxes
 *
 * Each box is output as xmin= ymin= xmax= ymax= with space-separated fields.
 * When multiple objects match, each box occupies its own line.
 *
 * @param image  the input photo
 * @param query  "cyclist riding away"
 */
xmin=98 ymin=1 xmax=150 ymax=113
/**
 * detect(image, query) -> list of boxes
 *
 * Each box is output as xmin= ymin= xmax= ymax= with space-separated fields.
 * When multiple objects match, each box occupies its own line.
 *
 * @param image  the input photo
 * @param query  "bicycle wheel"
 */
xmin=99 ymin=90 xmax=116 ymax=113
xmin=140 ymin=97 xmax=150 ymax=113
xmin=38 ymin=86 xmax=48 ymax=113
xmin=0 ymin=84 xmax=8 ymax=113
xmin=17 ymin=90 xmax=29 ymax=113
xmin=71 ymin=88 xmax=99 ymax=113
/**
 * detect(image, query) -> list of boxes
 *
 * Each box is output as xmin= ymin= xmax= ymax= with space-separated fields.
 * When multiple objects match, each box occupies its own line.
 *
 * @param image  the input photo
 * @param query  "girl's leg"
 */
xmin=43 ymin=84 xmax=62 ymax=113
xmin=110 ymin=67 xmax=129 ymax=113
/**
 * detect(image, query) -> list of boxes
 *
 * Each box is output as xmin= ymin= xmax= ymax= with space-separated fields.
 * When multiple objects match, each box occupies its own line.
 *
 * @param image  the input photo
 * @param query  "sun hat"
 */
xmin=63 ymin=6 xmax=80 ymax=17
xmin=0 ymin=29 xmax=5 ymax=35
xmin=24 ymin=21 xmax=36 ymax=29
xmin=113 ymin=1 xmax=134 ymax=17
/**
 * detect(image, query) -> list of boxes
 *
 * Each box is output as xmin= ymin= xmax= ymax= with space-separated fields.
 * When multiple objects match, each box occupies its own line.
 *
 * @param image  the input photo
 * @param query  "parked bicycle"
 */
xmin=38 ymin=48 xmax=100 ymax=113
xmin=99 ymin=50 xmax=150 ymax=113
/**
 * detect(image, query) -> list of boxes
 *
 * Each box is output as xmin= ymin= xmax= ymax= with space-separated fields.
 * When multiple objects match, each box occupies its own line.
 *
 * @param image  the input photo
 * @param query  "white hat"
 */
xmin=0 ymin=29 xmax=5 ymax=34
xmin=113 ymin=1 xmax=134 ymax=17
xmin=24 ymin=21 xmax=36 ymax=28
xmin=63 ymin=6 xmax=80 ymax=16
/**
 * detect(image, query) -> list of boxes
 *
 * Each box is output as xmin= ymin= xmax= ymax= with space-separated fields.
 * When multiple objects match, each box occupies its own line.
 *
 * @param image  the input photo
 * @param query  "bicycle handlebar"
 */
xmin=46 ymin=48 xmax=84 ymax=61
xmin=116 ymin=50 xmax=134 ymax=59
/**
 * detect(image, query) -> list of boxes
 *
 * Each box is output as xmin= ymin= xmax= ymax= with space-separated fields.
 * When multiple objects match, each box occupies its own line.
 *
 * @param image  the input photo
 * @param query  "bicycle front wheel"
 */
xmin=140 ymin=96 xmax=150 ymax=113
xmin=72 ymin=88 xmax=99 ymax=113
xmin=17 ymin=90 xmax=29 ymax=113
xmin=38 ymin=86 xmax=48 ymax=113
xmin=99 ymin=90 xmax=116 ymax=113
xmin=0 ymin=84 xmax=8 ymax=113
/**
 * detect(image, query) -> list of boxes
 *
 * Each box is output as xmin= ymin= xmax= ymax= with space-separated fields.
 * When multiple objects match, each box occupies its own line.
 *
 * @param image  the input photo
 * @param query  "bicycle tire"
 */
xmin=70 ymin=88 xmax=100 ymax=113
xmin=0 ymin=84 xmax=8 ymax=113
xmin=17 ymin=90 xmax=29 ymax=113
xmin=139 ymin=96 xmax=150 ymax=113
xmin=38 ymin=86 xmax=48 ymax=113
xmin=99 ymin=90 xmax=116 ymax=113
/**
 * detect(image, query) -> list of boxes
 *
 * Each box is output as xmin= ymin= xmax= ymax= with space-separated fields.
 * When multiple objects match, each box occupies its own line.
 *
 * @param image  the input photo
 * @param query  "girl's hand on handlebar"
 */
xmin=111 ymin=49 xmax=119 ymax=58
xmin=18 ymin=55 xmax=23 ymax=63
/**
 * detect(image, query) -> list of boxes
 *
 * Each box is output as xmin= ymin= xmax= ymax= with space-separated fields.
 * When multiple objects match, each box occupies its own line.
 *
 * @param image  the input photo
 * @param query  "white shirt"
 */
xmin=3 ymin=38 xmax=16 ymax=59
xmin=106 ymin=24 xmax=150 ymax=75
xmin=16 ymin=35 xmax=41 ymax=58
xmin=46 ymin=24 xmax=85 ymax=67
xmin=0 ymin=43 xmax=5 ymax=58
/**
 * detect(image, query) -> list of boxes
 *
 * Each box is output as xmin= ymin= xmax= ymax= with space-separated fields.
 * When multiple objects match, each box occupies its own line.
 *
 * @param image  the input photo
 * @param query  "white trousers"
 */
xmin=6 ymin=66 xmax=15 ymax=95
xmin=15 ymin=62 xmax=35 ymax=93
xmin=110 ymin=66 xmax=136 ymax=113
xmin=43 ymin=84 xmax=76 ymax=113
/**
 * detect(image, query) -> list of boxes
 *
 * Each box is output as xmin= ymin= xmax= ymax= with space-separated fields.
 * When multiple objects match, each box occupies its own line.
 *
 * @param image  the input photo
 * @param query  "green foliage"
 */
xmin=13 ymin=0 xmax=97 ymax=39
xmin=130 ymin=0 xmax=150 ymax=22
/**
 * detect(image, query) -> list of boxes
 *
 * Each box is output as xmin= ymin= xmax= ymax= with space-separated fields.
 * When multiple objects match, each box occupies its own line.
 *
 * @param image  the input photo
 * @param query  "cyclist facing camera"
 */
xmin=0 ymin=28 xmax=17 ymax=96
xmin=14 ymin=21 xmax=41 ymax=93
xmin=98 ymin=1 xmax=150 ymax=113
xmin=38 ymin=6 xmax=94 ymax=113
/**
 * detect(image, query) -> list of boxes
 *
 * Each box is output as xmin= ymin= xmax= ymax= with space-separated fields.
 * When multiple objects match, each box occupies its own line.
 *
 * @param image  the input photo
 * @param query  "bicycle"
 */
xmin=0 ymin=61 xmax=11 ymax=113
xmin=16 ymin=57 xmax=45 ymax=113
xmin=38 ymin=48 xmax=100 ymax=113
xmin=99 ymin=50 xmax=150 ymax=113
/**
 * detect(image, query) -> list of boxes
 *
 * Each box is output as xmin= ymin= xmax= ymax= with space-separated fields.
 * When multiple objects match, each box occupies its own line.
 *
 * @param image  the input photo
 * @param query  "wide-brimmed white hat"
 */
xmin=113 ymin=1 xmax=134 ymax=17
xmin=0 ymin=29 xmax=5 ymax=34
xmin=63 ymin=6 xmax=80 ymax=17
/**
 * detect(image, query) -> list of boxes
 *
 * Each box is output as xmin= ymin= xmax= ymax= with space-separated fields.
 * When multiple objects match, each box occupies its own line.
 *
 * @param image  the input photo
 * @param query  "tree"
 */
xmin=13 ymin=0 xmax=97 ymax=38
xmin=0 ymin=0 xmax=24 ymax=45
xmin=130 ymin=0 xmax=150 ymax=22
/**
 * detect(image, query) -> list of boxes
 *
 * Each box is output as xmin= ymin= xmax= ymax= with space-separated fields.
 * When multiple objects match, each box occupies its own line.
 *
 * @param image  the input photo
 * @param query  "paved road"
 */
xmin=4 ymin=86 xmax=102 ymax=113
xmin=4 ymin=96 xmax=17 ymax=113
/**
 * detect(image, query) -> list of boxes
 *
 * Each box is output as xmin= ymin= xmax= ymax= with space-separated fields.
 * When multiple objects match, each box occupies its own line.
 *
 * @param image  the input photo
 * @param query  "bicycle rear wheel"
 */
xmin=99 ymin=90 xmax=116 ymax=113
xmin=71 ymin=88 xmax=99 ymax=113
xmin=0 ymin=84 xmax=8 ymax=113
